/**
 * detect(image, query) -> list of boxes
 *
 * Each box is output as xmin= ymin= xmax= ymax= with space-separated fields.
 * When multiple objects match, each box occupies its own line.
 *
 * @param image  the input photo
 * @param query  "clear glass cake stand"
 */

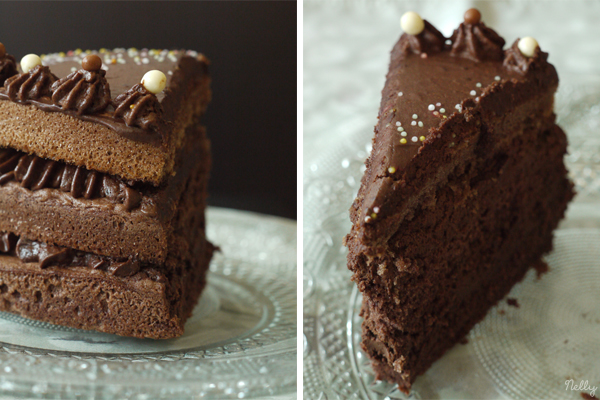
xmin=0 ymin=207 xmax=297 ymax=399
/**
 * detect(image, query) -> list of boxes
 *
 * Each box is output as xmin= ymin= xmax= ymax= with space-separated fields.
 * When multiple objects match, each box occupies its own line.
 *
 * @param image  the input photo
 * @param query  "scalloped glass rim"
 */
xmin=0 ymin=207 xmax=297 ymax=399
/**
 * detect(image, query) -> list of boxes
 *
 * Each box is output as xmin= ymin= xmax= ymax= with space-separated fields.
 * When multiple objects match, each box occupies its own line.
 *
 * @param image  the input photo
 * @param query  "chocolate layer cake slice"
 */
xmin=0 ymin=46 xmax=213 ymax=338
xmin=345 ymin=9 xmax=574 ymax=392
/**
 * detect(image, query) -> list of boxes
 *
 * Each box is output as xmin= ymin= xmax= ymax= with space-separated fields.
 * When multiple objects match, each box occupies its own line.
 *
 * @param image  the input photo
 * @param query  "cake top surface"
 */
xmin=0 ymin=47 xmax=209 ymax=144
xmin=40 ymin=48 xmax=199 ymax=103
xmin=353 ymin=9 xmax=558 ymax=240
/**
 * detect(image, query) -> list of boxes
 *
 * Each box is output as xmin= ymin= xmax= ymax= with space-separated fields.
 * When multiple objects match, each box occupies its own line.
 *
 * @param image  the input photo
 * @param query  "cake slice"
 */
xmin=0 ymin=48 xmax=210 ymax=185
xmin=0 ymin=45 xmax=213 ymax=338
xmin=345 ymin=9 xmax=574 ymax=392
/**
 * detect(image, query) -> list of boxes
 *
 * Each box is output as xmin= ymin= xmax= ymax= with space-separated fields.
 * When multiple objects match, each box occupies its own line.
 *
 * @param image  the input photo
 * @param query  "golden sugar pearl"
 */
xmin=400 ymin=138 xmax=407 ymax=144
xmin=141 ymin=70 xmax=167 ymax=94
xmin=20 ymin=54 xmax=42 ymax=73
xmin=388 ymin=167 xmax=396 ymax=173
xmin=419 ymin=136 xmax=426 ymax=141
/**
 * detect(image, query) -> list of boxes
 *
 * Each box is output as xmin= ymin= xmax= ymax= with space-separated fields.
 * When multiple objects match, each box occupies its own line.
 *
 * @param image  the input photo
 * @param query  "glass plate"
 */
xmin=0 ymin=207 xmax=297 ymax=399
xmin=303 ymin=80 xmax=600 ymax=399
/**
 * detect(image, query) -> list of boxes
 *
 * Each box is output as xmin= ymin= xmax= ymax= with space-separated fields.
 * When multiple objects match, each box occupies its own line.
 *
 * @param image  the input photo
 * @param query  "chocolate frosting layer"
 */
xmin=4 ymin=65 xmax=57 ymax=101
xmin=0 ymin=232 xmax=141 ymax=277
xmin=0 ymin=52 xmax=17 ymax=86
xmin=450 ymin=21 xmax=505 ymax=62
xmin=51 ymin=69 xmax=111 ymax=115
xmin=0 ymin=147 xmax=142 ymax=210
xmin=113 ymin=83 xmax=163 ymax=130
xmin=399 ymin=20 xmax=445 ymax=56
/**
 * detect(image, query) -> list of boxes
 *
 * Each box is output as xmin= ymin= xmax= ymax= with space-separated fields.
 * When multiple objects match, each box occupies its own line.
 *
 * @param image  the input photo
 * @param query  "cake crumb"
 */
xmin=533 ymin=259 xmax=549 ymax=278
xmin=507 ymin=298 xmax=520 ymax=308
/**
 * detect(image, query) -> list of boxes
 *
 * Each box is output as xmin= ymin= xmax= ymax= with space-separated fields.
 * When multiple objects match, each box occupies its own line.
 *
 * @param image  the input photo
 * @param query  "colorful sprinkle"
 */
xmin=371 ymin=213 xmax=378 ymax=219
xmin=400 ymin=138 xmax=407 ymax=144
xmin=419 ymin=136 xmax=426 ymax=141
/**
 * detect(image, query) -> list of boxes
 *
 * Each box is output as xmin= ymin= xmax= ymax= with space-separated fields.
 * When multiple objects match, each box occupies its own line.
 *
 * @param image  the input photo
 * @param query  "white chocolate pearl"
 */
xmin=20 ymin=54 xmax=41 ymax=73
xmin=400 ymin=11 xmax=425 ymax=35
xmin=518 ymin=37 xmax=539 ymax=58
xmin=141 ymin=70 xmax=167 ymax=94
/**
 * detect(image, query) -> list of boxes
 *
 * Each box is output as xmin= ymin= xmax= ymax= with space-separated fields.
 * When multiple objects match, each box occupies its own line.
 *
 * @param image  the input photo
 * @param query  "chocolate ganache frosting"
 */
xmin=503 ymin=39 xmax=547 ymax=75
xmin=0 ymin=232 xmax=141 ymax=277
xmin=399 ymin=20 xmax=445 ymax=56
xmin=450 ymin=9 xmax=505 ymax=62
xmin=4 ymin=64 xmax=57 ymax=101
xmin=0 ymin=147 xmax=142 ymax=211
xmin=0 ymin=43 xmax=17 ymax=86
xmin=113 ymin=83 xmax=163 ymax=131
xmin=51 ymin=55 xmax=111 ymax=115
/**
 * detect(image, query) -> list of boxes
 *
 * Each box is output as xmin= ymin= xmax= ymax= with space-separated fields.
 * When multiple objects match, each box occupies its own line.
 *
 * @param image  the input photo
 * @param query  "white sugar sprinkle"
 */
xmin=436 ymin=102 xmax=441 ymax=107
xmin=395 ymin=121 xmax=401 ymax=126
xmin=470 ymin=90 xmax=477 ymax=96
xmin=428 ymin=104 xmax=435 ymax=111
xmin=475 ymin=97 xmax=480 ymax=102
xmin=411 ymin=121 xmax=417 ymax=126
xmin=455 ymin=104 xmax=462 ymax=112
xmin=440 ymin=108 xmax=446 ymax=113
xmin=398 ymin=92 xmax=403 ymax=96
xmin=495 ymin=76 xmax=501 ymax=81
xmin=418 ymin=121 xmax=424 ymax=127
xmin=373 ymin=207 xmax=380 ymax=213
xmin=397 ymin=127 xmax=404 ymax=132
xmin=412 ymin=114 xmax=418 ymax=119
xmin=476 ymin=82 xmax=482 ymax=88
xmin=411 ymin=136 xmax=418 ymax=142
xmin=401 ymin=132 xmax=407 ymax=137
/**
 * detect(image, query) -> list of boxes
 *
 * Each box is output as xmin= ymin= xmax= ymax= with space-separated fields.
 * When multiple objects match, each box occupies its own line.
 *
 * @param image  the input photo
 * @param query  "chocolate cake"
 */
xmin=345 ymin=9 xmax=574 ymax=392
xmin=0 ymin=46 xmax=213 ymax=339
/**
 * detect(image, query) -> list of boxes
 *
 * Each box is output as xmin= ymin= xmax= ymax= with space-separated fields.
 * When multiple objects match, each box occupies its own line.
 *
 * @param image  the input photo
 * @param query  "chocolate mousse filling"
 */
xmin=0 ymin=147 xmax=143 ymax=211
xmin=0 ymin=231 xmax=149 ymax=278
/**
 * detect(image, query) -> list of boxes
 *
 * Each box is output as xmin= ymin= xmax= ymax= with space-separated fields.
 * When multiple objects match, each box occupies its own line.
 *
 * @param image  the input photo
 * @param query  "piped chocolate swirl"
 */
xmin=5 ymin=64 xmax=57 ymax=101
xmin=0 ymin=43 xmax=17 ymax=86
xmin=114 ymin=83 xmax=163 ymax=130
xmin=0 ymin=232 xmax=141 ymax=277
xmin=51 ymin=55 xmax=111 ymax=115
xmin=0 ymin=148 xmax=142 ymax=210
